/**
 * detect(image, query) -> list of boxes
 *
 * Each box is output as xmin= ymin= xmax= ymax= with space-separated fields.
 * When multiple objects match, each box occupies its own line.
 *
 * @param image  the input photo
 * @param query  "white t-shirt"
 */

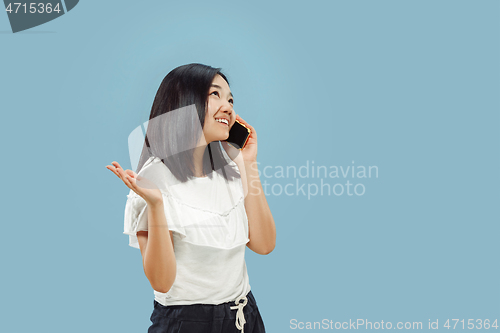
xmin=123 ymin=150 xmax=251 ymax=306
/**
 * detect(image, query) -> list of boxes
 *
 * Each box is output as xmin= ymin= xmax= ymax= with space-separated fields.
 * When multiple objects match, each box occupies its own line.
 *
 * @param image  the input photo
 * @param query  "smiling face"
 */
xmin=202 ymin=74 xmax=236 ymax=144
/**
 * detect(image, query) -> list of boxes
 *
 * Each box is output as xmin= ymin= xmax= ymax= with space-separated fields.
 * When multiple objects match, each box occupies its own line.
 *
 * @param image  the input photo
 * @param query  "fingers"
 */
xmin=112 ymin=161 xmax=123 ymax=170
xmin=107 ymin=162 xmax=122 ymax=179
xmin=236 ymin=114 xmax=249 ymax=126
xmin=106 ymin=165 xmax=119 ymax=178
xmin=116 ymin=166 xmax=132 ymax=188
xmin=106 ymin=162 xmax=134 ymax=190
xmin=125 ymin=169 xmax=135 ymax=176
xmin=235 ymin=114 xmax=245 ymax=124
xmin=236 ymin=114 xmax=256 ymax=133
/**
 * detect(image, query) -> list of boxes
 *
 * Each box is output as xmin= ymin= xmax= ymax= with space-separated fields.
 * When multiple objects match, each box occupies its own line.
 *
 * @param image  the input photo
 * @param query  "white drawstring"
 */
xmin=230 ymin=296 xmax=248 ymax=332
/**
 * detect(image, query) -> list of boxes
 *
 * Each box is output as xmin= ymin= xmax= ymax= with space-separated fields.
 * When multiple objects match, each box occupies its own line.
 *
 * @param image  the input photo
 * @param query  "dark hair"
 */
xmin=135 ymin=63 xmax=239 ymax=182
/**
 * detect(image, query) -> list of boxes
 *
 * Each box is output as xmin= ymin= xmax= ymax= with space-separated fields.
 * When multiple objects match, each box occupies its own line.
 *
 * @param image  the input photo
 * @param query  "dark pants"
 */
xmin=148 ymin=290 xmax=266 ymax=333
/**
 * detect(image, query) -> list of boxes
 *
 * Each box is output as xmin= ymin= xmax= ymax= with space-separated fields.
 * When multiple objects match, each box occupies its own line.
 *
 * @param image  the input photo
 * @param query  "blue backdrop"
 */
xmin=1 ymin=0 xmax=499 ymax=332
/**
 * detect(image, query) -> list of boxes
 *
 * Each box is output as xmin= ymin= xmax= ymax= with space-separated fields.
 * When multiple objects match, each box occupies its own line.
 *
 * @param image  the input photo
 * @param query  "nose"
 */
xmin=219 ymin=100 xmax=233 ymax=115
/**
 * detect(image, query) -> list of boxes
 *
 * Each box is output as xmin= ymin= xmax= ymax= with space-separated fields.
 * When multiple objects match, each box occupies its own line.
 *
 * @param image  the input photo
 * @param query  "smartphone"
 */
xmin=225 ymin=119 xmax=251 ymax=149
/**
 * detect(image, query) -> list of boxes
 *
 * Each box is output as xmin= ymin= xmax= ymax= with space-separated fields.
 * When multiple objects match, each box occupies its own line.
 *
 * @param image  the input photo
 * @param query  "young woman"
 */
xmin=106 ymin=63 xmax=276 ymax=333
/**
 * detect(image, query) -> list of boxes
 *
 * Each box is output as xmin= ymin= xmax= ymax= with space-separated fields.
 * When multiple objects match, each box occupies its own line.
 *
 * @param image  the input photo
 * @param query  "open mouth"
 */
xmin=215 ymin=118 xmax=229 ymax=126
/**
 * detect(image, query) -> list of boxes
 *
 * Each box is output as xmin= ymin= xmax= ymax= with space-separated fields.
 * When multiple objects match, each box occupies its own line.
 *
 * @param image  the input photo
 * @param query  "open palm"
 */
xmin=106 ymin=161 xmax=163 ymax=205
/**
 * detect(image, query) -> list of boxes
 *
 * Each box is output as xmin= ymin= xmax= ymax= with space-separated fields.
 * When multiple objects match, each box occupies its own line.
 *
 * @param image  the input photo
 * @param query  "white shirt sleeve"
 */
xmin=123 ymin=189 xmax=148 ymax=249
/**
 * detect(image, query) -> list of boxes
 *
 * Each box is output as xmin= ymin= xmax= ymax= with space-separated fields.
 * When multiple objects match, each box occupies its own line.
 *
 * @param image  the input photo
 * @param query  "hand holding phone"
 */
xmin=225 ymin=119 xmax=251 ymax=150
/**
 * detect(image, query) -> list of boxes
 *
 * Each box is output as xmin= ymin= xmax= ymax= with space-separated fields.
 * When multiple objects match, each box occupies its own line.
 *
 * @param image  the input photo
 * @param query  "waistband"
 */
xmin=153 ymin=290 xmax=256 ymax=332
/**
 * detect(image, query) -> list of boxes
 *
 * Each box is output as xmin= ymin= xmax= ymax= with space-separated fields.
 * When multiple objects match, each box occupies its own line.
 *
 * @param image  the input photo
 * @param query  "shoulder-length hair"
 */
xmin=135 ymin=63 xmax=240 ymax=182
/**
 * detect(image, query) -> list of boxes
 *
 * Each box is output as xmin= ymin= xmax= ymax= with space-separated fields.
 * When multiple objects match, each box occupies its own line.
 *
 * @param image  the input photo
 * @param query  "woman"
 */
xmin=106 ymin=63 xmax=276 ymax=333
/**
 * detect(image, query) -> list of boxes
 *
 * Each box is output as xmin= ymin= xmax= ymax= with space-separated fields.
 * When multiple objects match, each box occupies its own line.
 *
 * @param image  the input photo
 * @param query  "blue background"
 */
xmin=1 ymin=0 xmax=499 ymax=332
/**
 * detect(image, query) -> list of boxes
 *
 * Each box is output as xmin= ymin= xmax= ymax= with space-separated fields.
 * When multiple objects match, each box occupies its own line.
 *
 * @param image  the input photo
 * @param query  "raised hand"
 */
xmin=234 ymin=114 xmax=257 ymax=162
xmin=106 ymin=161 xmax=163 ymax=205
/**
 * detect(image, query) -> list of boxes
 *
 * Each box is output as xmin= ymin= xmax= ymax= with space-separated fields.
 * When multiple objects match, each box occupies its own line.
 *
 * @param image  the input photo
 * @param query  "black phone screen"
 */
xmin=225 ymin=121 xmax=250 ymax=149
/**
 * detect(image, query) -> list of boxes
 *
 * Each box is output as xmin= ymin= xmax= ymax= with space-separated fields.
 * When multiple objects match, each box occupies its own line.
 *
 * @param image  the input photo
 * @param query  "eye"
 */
xmin=210 ymin=90 xmax=233 ymax=105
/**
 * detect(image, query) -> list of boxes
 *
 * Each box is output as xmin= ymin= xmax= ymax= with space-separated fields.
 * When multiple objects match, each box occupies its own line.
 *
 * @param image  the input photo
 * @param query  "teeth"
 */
xmin=216 ymin=118 xmax=229 ymax=125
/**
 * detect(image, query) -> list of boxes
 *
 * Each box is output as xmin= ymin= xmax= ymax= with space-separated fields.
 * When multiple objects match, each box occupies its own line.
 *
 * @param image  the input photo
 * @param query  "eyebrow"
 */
xmin=211 ymin=84 xmax=234 ymax=99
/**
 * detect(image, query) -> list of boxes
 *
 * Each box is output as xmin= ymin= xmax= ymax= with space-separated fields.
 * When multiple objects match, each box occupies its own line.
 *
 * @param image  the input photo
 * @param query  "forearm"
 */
xmin=241 ymin=159 xmax=276 ymax=254
xmin=143 ymin=200 xmax=176 ymax=293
